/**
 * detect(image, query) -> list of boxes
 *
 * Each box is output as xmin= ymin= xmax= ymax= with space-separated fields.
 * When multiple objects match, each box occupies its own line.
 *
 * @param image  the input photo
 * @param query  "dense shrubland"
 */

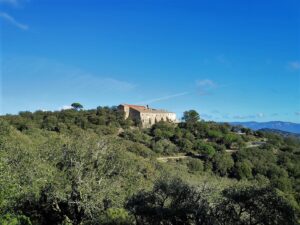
xmin=0 ymin=106 xmax=299 ymax=224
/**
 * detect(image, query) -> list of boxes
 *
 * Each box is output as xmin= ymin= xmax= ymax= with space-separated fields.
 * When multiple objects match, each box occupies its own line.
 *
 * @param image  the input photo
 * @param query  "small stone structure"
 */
xmin=118 ymin=104 xmax=177 ymax=127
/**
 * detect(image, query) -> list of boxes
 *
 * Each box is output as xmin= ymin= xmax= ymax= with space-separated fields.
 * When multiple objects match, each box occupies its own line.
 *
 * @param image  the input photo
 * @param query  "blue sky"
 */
xmin=1 ymin=0 xmax=300 ymax=122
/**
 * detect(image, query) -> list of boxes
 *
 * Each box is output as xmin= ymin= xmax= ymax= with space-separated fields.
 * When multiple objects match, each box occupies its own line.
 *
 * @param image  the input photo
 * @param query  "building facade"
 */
xmin=118 ymin=104 xmax=177 ymax=127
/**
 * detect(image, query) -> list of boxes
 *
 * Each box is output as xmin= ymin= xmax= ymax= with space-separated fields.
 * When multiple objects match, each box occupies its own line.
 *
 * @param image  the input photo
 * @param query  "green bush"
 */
xmin=151 ymin=121 xmax=176 ymax=140
xmin=151 ymin=139 xmax=178 ymax=155
xmin=235 ymin=160 xmax=253 ymax=179
xmin=0 ymin=214 xmax=32 ymax=225
xmin=99 ymin=208 xmax=134 ymax=225
xmin=125 ymin=141 xmax=155 ymax=158
xmin=120 ymin=129 xmax=152 ymax=146
xmin=194 ymin=141 xmax=216 ymax=158
xmin=187 ymin=158 xmax=204 ymax=173
xmin=212 ymin=152 xmax=234 ymax=176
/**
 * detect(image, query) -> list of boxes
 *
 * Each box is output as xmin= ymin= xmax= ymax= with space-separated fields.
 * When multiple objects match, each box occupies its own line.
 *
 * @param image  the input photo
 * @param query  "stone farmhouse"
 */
xmin=118 ymin=104 xmax=177 ymax=127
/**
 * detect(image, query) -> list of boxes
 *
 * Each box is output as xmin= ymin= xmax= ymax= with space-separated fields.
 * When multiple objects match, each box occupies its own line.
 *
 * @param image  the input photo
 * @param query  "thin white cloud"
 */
xmin=196 ymin=79 xmax=217 ymax=95
xmin=0 ymin=12 xmax=28 ymax=30
xmin=60 ymin=105 xmax=73 ymax=111
xmin=233 ymin=115 xmax=253 ymax=120
xmin=233 ymin=113 xmax=265 ymax=120
xmin=257 ymin=113 xmax=265 ymax=118
xmin=288 ymin=61 xmax=300 ymax=71
xmin=136 ymin=92 xmax=189 ymax=105
xmin=196 ymin=79 xmax=217 ymax=88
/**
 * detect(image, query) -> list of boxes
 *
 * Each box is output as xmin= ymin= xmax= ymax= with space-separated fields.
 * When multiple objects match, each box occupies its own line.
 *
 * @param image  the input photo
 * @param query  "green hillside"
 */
xmin=0 ymin=106 xmax=299 ymax=224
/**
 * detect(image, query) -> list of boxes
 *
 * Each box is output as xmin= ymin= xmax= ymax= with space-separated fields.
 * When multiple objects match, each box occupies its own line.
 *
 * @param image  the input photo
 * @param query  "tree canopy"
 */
xmin=71 ymin=102 xmax=84 ymax=110
xmin=182 ymin=110 xmax=200 ymax=124
xmin=0 ymin=105 xmax=299 ymax=224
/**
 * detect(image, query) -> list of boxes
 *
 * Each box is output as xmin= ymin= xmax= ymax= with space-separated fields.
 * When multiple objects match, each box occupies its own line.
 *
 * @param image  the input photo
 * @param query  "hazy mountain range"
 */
xmin=229 ymin=121 xmax=300 ymax=134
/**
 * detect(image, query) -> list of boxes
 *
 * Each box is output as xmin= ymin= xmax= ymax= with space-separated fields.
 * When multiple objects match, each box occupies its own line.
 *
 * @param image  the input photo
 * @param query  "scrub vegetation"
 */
xmin=0 ymin=105 xmax=299 ymax=224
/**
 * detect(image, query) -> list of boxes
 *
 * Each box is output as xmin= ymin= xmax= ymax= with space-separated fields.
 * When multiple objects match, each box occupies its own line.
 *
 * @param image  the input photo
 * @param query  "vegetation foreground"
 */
xmin=0 ymin=105 xmax=299 ymax=224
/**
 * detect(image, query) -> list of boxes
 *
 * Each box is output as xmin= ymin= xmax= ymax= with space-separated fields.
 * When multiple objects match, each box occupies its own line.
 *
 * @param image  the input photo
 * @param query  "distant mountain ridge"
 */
xmin=258 ymin=128 xmax=300 ymax=138
xmin=229 ymin=121 xmax=300 ymax=134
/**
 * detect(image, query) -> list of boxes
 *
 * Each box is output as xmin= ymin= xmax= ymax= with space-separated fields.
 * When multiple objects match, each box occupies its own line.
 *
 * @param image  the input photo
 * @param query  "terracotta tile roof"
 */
xmin=121 ymin=104 xmax=173 ymax=114
xmin=124 ymin=104 xmax=147 ymax=111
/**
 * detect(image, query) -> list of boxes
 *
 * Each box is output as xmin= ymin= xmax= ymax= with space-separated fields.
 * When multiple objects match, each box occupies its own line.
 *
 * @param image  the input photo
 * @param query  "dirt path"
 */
xmin=157 ymin=155 xmax=189 ymax=162
xmin=157 ymin=150 xmax=238 ymax=162
xmin=225 ymin=149 xmax=238 ymax=153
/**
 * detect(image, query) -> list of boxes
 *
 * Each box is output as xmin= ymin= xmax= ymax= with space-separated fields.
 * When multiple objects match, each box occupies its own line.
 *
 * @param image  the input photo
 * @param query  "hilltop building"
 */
xmin=118 ymin=104 xmax=177 ymax=127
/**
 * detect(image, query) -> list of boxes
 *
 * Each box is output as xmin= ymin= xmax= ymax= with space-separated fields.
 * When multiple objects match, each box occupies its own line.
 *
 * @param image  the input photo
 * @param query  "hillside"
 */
xmin=230 ymin=121 xmax=300 ymax=134
xmin=0 ymin=107 xmax=299 ymax=225
xmin=259 ymin=128 xmax=300 ymax=138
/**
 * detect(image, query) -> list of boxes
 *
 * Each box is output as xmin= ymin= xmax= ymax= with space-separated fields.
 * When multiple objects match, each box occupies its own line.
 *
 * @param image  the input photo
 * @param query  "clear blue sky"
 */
xmin=1 ymin=0 xmax=300 ymax=122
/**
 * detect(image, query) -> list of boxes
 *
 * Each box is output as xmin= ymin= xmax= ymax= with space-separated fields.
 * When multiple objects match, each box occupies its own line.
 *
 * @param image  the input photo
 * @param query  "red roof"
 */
xmin=121 ymin=104 xmax=170 ymax=113
xmin=122 ymin=104 xmax=146 ymax=112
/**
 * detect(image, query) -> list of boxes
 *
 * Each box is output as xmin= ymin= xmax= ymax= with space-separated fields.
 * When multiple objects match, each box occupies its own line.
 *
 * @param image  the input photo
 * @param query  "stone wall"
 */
xmin=118 ymin=105 xmax=130 ymax=119
xmin=118 ymin=104 xmax=177 ymax=127
xmin=140 ymin=112 xmax=177 ymax=127
xmin=129 ymin=108 xmax=142 ymax=123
